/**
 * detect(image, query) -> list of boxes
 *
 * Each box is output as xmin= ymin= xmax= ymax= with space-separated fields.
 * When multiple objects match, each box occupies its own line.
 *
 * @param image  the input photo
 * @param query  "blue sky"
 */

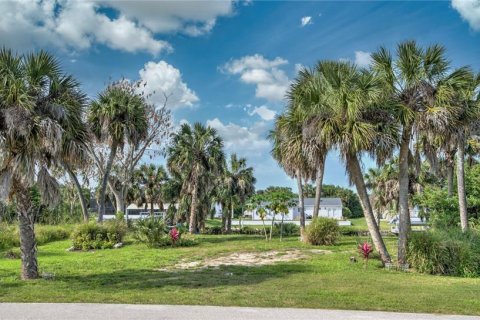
xmin=2 ymin=0 xmax=479 ymax=190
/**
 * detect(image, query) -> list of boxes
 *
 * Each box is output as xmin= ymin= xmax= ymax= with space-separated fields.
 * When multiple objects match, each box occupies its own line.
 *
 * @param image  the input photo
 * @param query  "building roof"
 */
xmin=304 ymin=197 xmax=342 ymax=207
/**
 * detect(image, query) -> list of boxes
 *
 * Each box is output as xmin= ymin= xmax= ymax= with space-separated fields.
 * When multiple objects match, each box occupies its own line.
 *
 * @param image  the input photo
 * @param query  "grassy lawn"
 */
xmin=1 ymin=234 xmax=479 ymax=315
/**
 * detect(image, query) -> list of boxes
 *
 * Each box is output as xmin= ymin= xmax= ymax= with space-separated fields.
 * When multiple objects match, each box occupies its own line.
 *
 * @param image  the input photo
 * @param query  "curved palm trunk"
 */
xmin=313 ymin=154 xmax=326 ymax=219
xmin=65 ymin=164 xmax=89 ymax=223
xmin=398 ymin=125 xmax=412 ymax=264
xmin=261 ymin=218 xmax=268 ymax=240
xmin=221 ymin=202 xmax=227 ymax=232
xmin=347 ymin=153 xmax=391 ymax=264
xmin=457 ymin=132 xmax=468 ymax=232
xmin=296 ymin=171 xmax=306 ymax=241
xmin=16 ymin=186 xmax=39 ymax=279
xmin=188 ymin=182 xmax=198 ymax=234
xmin=98 ymin=142 xmax=118 ymax=222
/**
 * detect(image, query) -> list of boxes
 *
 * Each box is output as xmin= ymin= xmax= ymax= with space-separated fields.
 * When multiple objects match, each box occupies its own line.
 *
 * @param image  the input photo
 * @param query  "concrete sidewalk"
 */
xmin=0 ymin=303 xmax=479 ymax=320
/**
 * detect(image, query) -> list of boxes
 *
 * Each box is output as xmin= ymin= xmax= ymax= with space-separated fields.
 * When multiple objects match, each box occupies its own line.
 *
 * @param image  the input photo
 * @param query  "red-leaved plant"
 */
xmin=358 ymin=242 xmax=373 ymax=268
xmin=169 ymin=227 xmax=180 ymax=245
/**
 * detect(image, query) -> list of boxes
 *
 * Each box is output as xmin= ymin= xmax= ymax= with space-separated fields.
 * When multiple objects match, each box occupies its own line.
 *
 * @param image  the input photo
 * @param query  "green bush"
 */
xmin=408 ymin=230 xmax=480 ymax=277
xmin=0 ymin=224 xmax=18 ymax=249
xmin=71 ymin=221 xmax=126 ymax=250
xmin=132 ymin=218 xmax=196 ymax=248
xmin=0 ymin=224 xmax=72 ymax=249
xmin=306 ymin=217 xmax=339 ymax=245
xmin=204 ymin=226 xmax=223 ymax=235
xmin=36 ymin=225 xmax=71 ymax=245
xmin=274 ymin=223 xmax=300 ymax=236
xmin=133 ymin=217 xmax=168 ymax=247
xmin=239 ymin=226 xmax=265 ymax=235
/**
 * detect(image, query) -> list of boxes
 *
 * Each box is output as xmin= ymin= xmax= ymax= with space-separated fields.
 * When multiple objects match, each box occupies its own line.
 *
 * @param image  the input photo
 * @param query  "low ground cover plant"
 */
xmin=133 ymin=217 xmax=197 ymax=248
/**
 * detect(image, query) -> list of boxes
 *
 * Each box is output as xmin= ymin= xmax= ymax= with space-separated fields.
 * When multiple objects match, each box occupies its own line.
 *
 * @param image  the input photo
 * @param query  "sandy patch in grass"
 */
xmin=157 ymin=249 xmax=331 ymax=271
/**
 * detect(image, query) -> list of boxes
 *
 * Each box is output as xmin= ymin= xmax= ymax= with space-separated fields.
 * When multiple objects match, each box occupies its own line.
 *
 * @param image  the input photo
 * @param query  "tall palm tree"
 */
xmin=136 ymin=164 xmax=168 ymax=216
xmin=312 ymin=60 xmax=396 ymax=264
xmin=0 ymin=49 xmax=86 ymax=279
xmin=223 ymin=153 xmax=256 ymax=232
xmin=167 ymin=123 xmax=224 ymax=234
xmin=88 ymin=83 xmax=148 ymax=222
xmin=451 ymin=70 xmax=480 ymax=231
xmin=270 ymin=108 xmax=312 ymax=240
xmin=371 ymin=41 xmax=470 ymax=263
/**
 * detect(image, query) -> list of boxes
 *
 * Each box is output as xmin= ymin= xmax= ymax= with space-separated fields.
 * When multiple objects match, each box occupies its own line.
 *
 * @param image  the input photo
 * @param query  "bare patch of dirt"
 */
xmin=157 ymin=249 xmax=331 ymax=272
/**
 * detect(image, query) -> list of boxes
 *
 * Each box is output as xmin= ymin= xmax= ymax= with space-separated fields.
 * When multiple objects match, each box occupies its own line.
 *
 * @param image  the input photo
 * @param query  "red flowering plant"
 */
xmin=169 ymin=227 xmax=180 ymax=246
xmin=358 ymin=241 xmax=373 ymax=268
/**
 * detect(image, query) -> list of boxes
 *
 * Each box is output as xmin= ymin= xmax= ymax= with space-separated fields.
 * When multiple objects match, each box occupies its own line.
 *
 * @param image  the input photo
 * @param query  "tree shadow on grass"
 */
xmin=53 ymin=263 xmax=309 ymax=292
xmin=198 ymin=235 xmax=266 ymax=244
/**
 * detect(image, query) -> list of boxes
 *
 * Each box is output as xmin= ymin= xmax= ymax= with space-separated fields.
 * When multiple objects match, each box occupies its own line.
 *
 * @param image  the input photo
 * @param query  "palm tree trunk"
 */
xmin=280 ymin=212 xmax=285 ymax=241
xmin=98 ymin=141 xmax=118 ymax=222
xmin=347 ymin=153 xmax=391 ymax=264
xmin=446 ymin=164 xmax=454 ymax=197
xmin=16 ymin=186 xmax=39 ymax=280
xmin=269 ymin=214 xmax=275 ymax=241
xmin=188 ymin=183 xmax=198 ymax=234
xmin=150 ymin=199 xmax=154 ymax=216
xmin=262 ymin=219 xmax=268 ymax=240
xmin=457 ymin=132 xmax=468 ymax=232
xmin=65 ymin=164 xmax=89 ymax=223
xmin=313 ymin=155 xmax=326 ymax=218
xmin=221 ymin=203 xmax=227 ymax=233
xmin=227 ymin=202 xmax=233 ymax=233
xmin=296 ymin=171 xmax=306 ymax=241
xmin=398 ymin=125 xmax=412 ymax=264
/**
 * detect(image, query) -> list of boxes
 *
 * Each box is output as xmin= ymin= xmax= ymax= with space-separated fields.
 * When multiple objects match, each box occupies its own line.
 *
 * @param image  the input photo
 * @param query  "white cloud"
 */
xmin=139 ymin=61 xmax=199 ymax=110
xmin=354 ymin=51 xmax=373 ymax=68
xmin=248 ymin=105 xmax=276 ymax=121
xmin=0 ymin=0 xmax=234 ymax=54
xmin=222 ymin=54 xmax=290 ymax=101
xmin=452 ymin=0 xmax=480 ymax=31
xmin=206 ymin=118 xmax=271 ymax=156
xmin=301 ymin=16 xmax=313 ymax=27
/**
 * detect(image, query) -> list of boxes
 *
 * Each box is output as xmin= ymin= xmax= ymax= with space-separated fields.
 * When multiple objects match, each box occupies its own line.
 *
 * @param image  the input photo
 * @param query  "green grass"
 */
xmin=348 ymin=218 xmax=391 ymax=232
xmin=1 ymin=233 xmax=479 ymax=315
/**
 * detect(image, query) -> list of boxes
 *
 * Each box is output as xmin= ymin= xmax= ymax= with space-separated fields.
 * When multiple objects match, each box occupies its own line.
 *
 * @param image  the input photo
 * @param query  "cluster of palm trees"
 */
xmin=167 ymin=123 xmax=256 ymax=234
xmin=271 ymin=41 xmax=480 ymax=265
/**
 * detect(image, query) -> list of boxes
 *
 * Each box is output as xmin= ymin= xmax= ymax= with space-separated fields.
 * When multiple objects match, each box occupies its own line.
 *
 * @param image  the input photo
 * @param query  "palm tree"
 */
xmin=371 ymin=41 xmax=470 ymax=263
xmin=88 ymin=83 xmax=148 ymax=222
xmin=136 ymin=164 xmax=168 ymax=216
xmin=167 ymin=123 xmax=225 ymax=234
xmin=311 ymin=60 xmax=396 ymax=264
xmin=451 ymin=70 xmax=480 ymax=231
xmin=0 ymin=49 xmax=86 ymax=279
xmin=223 ymin=154 xmax=256 ymax=232
xmin=270 ymin=108 xmax=312 ymax=240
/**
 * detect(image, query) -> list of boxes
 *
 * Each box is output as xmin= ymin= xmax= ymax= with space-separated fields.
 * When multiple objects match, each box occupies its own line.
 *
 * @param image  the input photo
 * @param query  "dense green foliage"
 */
xmin=132 ymin=218 xmax=197 ymax=248
xmin=71 ymin=221 xmax=127 ymax=250
xmin=0 ymin=224 xmax=73 ymax=250
xmin=408 ymin=230 xmax=480 ymax=277
xmin=306 ymin=217 xmax=340 ymax=245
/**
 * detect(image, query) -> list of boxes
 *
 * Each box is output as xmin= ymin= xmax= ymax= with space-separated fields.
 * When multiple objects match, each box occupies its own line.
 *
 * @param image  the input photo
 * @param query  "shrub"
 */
xmin=133 ymin=217 xmax=168 ymax=247
xmin=274 ymin=223 xmax=300 ymax=236
xmin=239 ymin=226 xmax=265 ymax=235
xmin=306 ymin=217 xmax=339 ymax=245
xmin=36 ymin=225 xmax=71 ymax=245
xmin=0 ymin=224 xmax=18 ymax=249
xmin=408 ymin=230 xmax=480 ymax=277
xmin=204 ymin=226 xmax=223 ymax=235
xmin=71 ymin=221 xmax=126 ymax=250
xmin=133 ymin=218 xmax=197 ymax=248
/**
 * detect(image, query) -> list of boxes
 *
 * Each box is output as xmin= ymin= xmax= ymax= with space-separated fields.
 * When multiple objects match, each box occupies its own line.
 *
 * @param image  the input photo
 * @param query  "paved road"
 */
xmin=1 ymin=304 xmax=479 ymax=320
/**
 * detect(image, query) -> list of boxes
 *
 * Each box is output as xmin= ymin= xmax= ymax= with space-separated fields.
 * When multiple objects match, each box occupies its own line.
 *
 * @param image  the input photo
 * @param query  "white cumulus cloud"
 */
xmin=354 ymin=51 xmax=373 ymax=68
xmin=248 ymin=106 xmax=276 ymax=121
xmin=139 ymin=61 xmax=199 ymax=110
xmin=206 ymin=118 xmax=271 ymax=156
xmin=222 ymin=54 xmax=290 ymax=101
xmin=301 ymin=16 xmax=313 ymax=27
xmin=0 ymin=0 xmax=235 ymax=54
xmin=452 ymin=0 xmax=480 ymax=31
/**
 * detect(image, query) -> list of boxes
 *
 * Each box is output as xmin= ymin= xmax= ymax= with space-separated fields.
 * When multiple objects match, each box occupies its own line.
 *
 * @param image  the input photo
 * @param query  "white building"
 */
xmin=248 ymin=197 xmax=343 ymax=221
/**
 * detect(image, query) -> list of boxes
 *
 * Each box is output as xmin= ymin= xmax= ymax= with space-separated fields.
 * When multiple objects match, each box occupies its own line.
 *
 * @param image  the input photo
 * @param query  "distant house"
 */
xmin=248 ymin=197 xmax=343 ymax=221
